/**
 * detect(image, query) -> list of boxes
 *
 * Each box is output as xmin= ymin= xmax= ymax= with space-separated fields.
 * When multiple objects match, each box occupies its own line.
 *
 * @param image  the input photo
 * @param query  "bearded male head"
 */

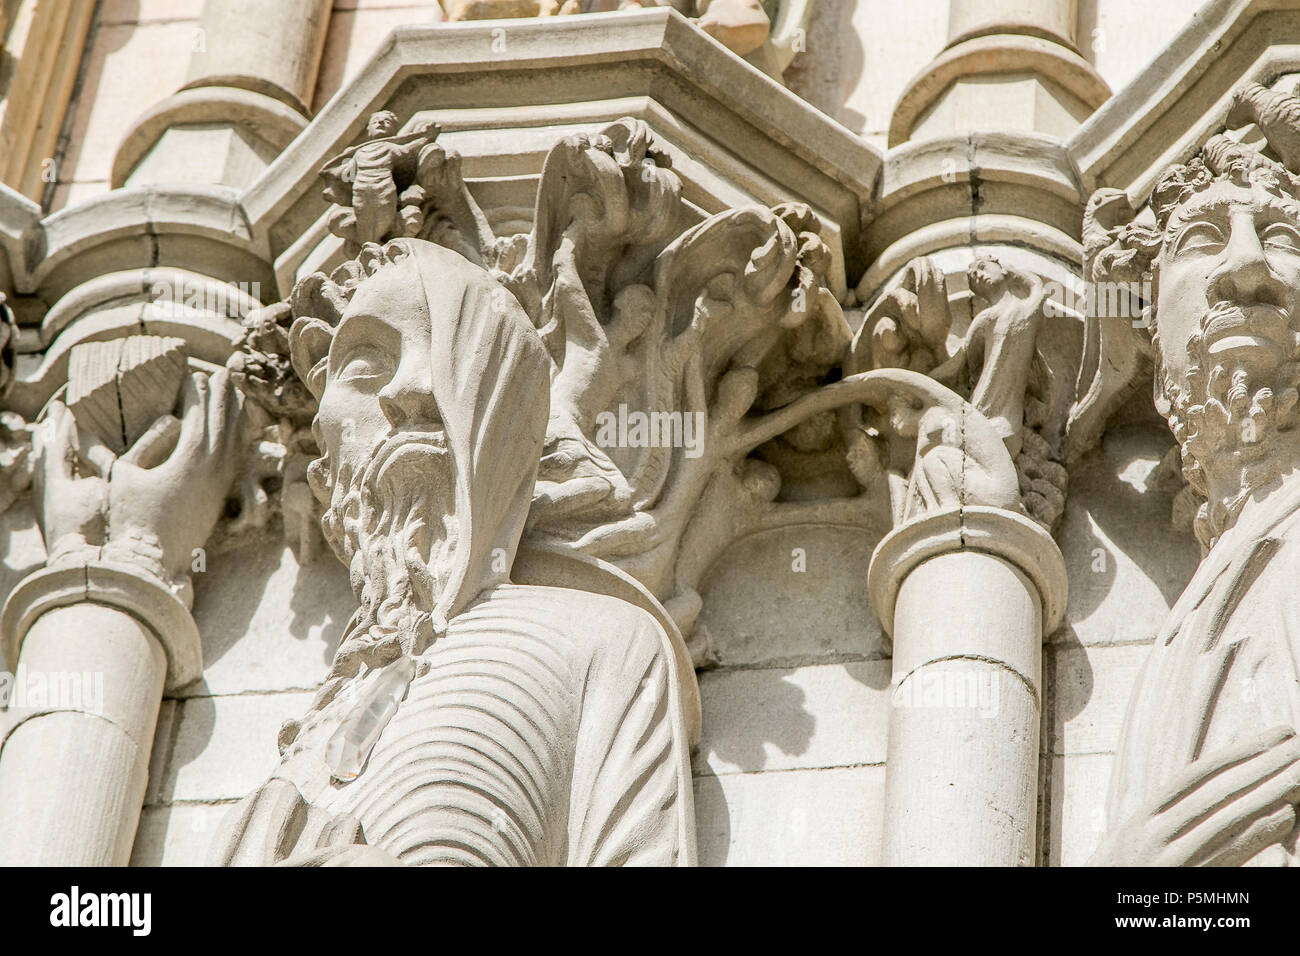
xmin=287 ymin=239 xmax=551 ymax=683
xmin=1094 ymin=131 xmax=1300 ymax=546
xmin=214 ymin=238 xmax=696 ymax=868
xmin=1086 ymin=84 xmax=1300 ymax=868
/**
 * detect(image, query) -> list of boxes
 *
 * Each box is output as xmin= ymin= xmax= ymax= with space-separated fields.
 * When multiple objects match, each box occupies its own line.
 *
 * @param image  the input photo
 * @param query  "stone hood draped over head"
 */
xmin=289 ymin=239 xmax=552 ymax=650
xmin=214 ymin=240 xmax=696 ymax=866
xmin=400 ymin=241 xmax=550 ymax=626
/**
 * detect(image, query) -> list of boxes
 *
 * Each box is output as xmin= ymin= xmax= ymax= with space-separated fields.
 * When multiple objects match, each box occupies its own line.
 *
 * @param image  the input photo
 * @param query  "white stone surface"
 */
xmin=131 ymin=803 xmax=235 ymax=867
xmin=154 ymin=690 xmax=315 ymax=804
xmin=2 ymin=0 xmax=1284 ymax=870
xmin=697 ymin=526 xmax=888 ymax=667
xmin=188 ymin=541 xmax=352 ymax=697
xmin=1046 ymin=642 xmax=1153 ymax=757
xmin=694 ymin=660 xmax=891 ymax=776
xmin=695 ymin=764 xmax=885 ymax=866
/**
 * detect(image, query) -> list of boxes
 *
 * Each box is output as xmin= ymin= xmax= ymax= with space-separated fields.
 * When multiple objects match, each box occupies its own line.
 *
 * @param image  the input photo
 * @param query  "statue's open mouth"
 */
xmin=370 ymin=429 xmax=450 ymax=487
xmin=1202 ymin=302 xmax=1293 ymax=360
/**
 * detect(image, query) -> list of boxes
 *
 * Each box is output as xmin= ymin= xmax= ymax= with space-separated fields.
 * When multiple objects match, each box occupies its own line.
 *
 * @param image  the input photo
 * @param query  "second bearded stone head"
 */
xmin=1090 ymin=85 xmax=1300 ymax=541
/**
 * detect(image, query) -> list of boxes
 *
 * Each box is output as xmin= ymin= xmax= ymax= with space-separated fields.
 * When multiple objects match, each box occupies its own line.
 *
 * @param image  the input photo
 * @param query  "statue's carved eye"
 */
xmin=1172 ymin=221 xmax=1226 ymax=256
xmin=1262 ymin=222 xmax=1300 ymax=253
xmin=335 ymin=346 xmax=391 ymax=384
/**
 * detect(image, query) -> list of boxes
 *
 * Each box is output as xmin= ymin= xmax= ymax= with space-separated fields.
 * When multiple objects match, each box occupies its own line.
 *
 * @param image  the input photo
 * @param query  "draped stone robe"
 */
xmin=213 ymin=582 xmax=696 ymax=866
xmin=211 ymin=240 xmax=696 ymax=867
xmin=1108 ymin=471 xmax=1300 ymax=865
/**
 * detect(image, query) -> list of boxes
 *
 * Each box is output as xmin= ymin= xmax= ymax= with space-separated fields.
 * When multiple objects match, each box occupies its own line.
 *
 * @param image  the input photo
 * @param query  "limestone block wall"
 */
xmin=693 ymin=525 xmax=889 ymax=865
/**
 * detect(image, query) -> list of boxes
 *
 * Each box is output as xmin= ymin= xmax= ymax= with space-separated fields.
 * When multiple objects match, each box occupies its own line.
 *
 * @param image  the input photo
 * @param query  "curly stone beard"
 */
xmin=315 ymin=431 xmax=460 ymax=684
xmin=1158 ymin=299 xmax=1300 ymax=545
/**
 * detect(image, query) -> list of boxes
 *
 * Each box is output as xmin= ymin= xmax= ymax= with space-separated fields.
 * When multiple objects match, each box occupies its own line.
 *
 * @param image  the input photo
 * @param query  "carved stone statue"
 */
xmin=931 ymin=256 xmax=1049 ymax=458
xmin=845 ymin=254 xmax=1065 ymax=529
xmin=320 ymin=112 xmax=439 ymax=255
xmin=1084 ymin=83 xmax=1300 ymax=866
xmin=210 ymin=239 xmax=696 ymax=866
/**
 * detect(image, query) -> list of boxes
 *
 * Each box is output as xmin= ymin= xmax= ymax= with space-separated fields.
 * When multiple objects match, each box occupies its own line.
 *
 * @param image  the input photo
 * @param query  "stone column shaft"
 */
xmin=112 ymin=0 xmax=333 ymax=188
xmin=888 ymin=0 xmax=1106 ymax=145
xmin=0 ymin=562 xmax=203 ymax=865
xmin=0 ymin=605 xmax=165 ymax=866
xmin=869 ymin=506 xmax=1066 ymax=866
xmin=947 ymin=0 xmax=1076 ymax=47
xmin=184 ymin=0 xmax=334 ymax=115
xmin=882 ymin=550 xmax=1041 ymax=865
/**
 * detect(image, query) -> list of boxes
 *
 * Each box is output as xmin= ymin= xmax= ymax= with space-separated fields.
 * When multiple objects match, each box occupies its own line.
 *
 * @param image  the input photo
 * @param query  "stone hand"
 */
xmin=1090 ymin=726 xmax=1300 ymax=866
xmin=31 ymin=400 xmax=110 ymax=561
xmin=105 ymin=368 xmax=242 ymax=581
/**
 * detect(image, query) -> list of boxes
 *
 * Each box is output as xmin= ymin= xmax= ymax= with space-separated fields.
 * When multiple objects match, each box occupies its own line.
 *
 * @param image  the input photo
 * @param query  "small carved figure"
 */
xmin=851 ymin=256 xmax=952 ymax=375
xmin=847 ymin=254 xmax=1066 ymax=529
xmin=931 ymin=256 xmax=1050 ymax=457
xmin=320 ymin=111 xmax=438 ymax=255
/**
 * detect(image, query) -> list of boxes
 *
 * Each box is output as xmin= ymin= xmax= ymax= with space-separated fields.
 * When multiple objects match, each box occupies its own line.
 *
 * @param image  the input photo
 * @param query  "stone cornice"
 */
xmin=239 ymin=8 xmax=881 ymax=292
xmin=1068 ymin=0 xmax=1300 ymax=201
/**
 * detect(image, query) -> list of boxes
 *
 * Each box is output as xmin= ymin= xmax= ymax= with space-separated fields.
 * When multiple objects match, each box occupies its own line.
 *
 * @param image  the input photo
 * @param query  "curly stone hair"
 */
xmin=287 ymin=240 xmax=415 ymax=399
xmin=1084 ymin=84 xmax=1300 ymax=547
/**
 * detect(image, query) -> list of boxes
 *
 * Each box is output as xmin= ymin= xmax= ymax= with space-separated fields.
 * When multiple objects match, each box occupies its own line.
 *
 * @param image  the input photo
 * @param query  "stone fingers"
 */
xmin=1189 ymin=803 xmax=1297 ymax=867
xmin=1156 ymin=725 xmax=1296 ymax=815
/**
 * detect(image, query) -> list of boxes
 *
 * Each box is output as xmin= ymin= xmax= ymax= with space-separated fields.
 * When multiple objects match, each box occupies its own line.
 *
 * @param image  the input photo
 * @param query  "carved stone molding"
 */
xmin=438 ymin=1 xmax=816 ymax=80
xmin=0 ymin=0 xmax=96 ymax=201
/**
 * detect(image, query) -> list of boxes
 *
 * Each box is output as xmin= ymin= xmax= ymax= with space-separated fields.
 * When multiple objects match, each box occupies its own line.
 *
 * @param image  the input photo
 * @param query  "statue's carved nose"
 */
xmin=1211 ymin=223 xmax=1286 ymax=307
xmin=378 ymin=366 xmax=441 ymax=429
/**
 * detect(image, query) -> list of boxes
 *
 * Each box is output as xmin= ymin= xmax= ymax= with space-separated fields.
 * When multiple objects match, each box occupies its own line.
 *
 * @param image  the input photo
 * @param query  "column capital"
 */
xmin=867 ymin=505 xmax=1068 ymax=640
xmin=1 ymin=560 xmax=202 ymax=692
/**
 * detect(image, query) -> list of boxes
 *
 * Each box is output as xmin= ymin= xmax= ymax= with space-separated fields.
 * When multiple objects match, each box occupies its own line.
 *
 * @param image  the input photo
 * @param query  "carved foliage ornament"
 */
xmin=238 ymin=115 xmax=857 ymax=666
